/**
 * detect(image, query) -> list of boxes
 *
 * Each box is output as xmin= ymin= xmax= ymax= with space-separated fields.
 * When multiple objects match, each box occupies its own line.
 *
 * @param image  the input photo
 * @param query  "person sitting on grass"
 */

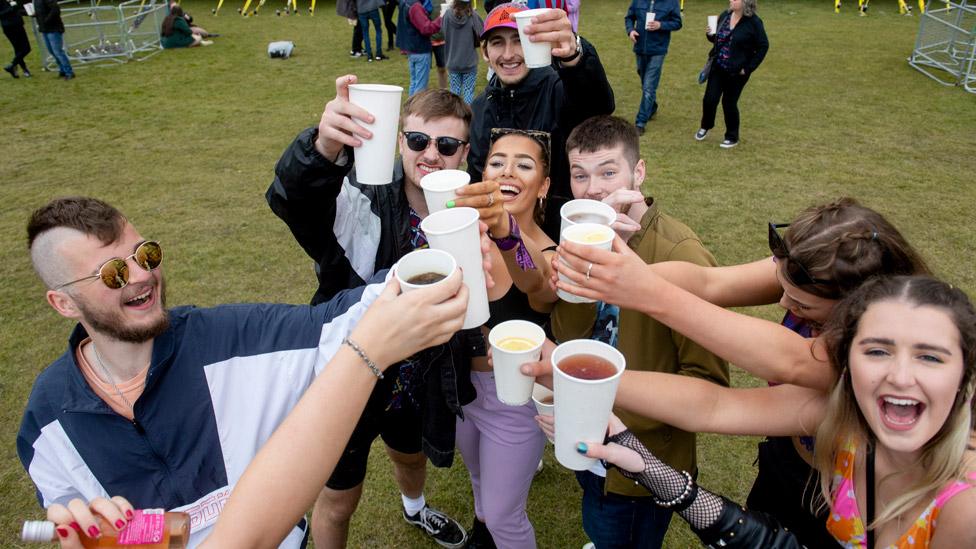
xmin=160 ymin=5 xmax=211 ymax=49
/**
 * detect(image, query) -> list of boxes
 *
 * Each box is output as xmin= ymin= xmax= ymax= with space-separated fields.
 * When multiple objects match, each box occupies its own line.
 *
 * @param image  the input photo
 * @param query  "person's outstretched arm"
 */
xmin=200 ymin=273 xmax=468 ymax=548
xmin=552 ymin=237 xmax=835 ymax=390
xmin=580 ymin=416 xmax=806 ymax=549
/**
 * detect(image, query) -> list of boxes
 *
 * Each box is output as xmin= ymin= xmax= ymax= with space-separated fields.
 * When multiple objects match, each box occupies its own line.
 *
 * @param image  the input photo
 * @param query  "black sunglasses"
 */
xmin=55 ymin=241 xmax=163 ymax=290
xmin=402 ymin=131 xmax=467 ymax=157
xmin=767 ymin=223 xmax=833 ymax=288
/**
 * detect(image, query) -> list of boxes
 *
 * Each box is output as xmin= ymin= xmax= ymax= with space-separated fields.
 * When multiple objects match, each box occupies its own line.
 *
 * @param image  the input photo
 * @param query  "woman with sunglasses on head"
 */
xmin=444 ymin=128 xmax=559 ymax=548
xmin=574 ymin=275 xmax=976 ymax=549
xmin=547 ymin=198 xmax=929 ymax=546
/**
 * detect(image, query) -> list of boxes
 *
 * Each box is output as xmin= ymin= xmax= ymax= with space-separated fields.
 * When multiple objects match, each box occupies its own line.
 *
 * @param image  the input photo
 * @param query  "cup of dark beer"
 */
xmin=395 ymin=249 xmax=457 ymax=293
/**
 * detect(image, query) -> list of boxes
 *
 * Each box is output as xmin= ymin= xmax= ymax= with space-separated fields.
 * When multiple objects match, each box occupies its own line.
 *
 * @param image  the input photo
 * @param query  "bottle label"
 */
xmin=117 ymin=509 xmax=166 ymax=545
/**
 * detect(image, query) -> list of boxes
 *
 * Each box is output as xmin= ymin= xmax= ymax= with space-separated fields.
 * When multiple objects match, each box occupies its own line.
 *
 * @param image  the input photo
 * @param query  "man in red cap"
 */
xmin=467 ymin=2 xmax=615 ymax=241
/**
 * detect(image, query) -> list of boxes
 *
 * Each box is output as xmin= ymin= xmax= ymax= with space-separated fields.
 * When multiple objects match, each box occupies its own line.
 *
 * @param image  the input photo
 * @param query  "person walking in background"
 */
xmin=33 ymin=0 xmax=73 ymax=79
xmin=382 ymin=0 xmax=397 ymax=49
xmin=397 ymin=0 xmax=443 ymax=95
xmin=444 ymin=0 xmax=483 ymax=103
xmin=357 ymin=0 xmax=388 ymax=61
xmin=431 ymin=32 xmax=448 ymax=89
xmin=337 ymin=0 xmax=365 ymax=57
xmin=625 ymin=0 xmax=681 ymax=135
xmin=1 ymin=0 xmax=31 ymax=78
xmin=696 ymin=0 xmax=768 ymax=149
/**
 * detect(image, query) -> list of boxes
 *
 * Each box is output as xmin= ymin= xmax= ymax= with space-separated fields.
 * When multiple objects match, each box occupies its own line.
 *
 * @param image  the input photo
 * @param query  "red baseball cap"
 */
xmin=481 ymin=3 xmax=527 ymax=39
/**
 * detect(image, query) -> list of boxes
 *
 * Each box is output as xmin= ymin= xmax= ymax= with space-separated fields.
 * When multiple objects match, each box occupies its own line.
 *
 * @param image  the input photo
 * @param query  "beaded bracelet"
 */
xmin=342 ymin=337 xmax=384 ymax=379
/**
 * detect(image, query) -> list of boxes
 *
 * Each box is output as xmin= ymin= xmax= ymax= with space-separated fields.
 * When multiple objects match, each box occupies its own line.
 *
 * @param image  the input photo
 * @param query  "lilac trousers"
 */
xmin=456 ymin=371 xmax=546 ymax=549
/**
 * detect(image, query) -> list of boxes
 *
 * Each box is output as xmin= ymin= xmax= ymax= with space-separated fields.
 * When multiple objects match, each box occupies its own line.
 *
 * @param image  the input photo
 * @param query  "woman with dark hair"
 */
xmin=449 ymin=128 xmax=559 ymax=548
xmin=695 ymin=0 xmax=768 ymax=148
xmin=579 ymin=275 xmax=976 ymax=548
xmin=1 ymin=0 xmax=31 ymax=78
xmin=160 ymin=5 xmax=209 ymax=49
xmin=548 ymin=198 xmax=929 ymax=547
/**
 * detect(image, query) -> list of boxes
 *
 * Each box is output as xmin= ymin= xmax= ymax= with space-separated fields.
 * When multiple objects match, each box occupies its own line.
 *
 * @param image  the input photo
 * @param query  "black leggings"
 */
xmin=382 ymin=0 xmax=396 ymax=45
xmin=3 ymin=23 xmax=31 ymax=71
xmin=700 ymin=65 xmax=750 ymax=141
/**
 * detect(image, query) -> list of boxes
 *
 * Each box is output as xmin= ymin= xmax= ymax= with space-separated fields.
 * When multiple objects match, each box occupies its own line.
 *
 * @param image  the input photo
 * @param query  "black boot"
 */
xmin=465 ymin=518 xmax=496 ymax=549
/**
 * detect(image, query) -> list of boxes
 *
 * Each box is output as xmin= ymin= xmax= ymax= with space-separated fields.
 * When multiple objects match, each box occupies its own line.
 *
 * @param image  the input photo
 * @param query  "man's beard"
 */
xmin=77 ymin=279 xmax=170 ymax=343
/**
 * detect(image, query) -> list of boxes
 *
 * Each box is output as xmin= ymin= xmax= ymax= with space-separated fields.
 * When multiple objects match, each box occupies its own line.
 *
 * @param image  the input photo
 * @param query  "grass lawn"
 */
xmin=1 ymin=0 xmax=974 ymax=546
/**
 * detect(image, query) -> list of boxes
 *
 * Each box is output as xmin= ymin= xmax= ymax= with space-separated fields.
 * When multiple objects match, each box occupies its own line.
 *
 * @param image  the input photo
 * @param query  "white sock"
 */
xmin=402 ymin=493 xmax=426 ymax=516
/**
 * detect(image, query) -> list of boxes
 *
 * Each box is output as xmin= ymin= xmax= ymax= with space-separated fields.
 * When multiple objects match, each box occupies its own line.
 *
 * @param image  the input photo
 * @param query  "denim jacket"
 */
xmin=625 ymin=0 xmax=682 ymax=57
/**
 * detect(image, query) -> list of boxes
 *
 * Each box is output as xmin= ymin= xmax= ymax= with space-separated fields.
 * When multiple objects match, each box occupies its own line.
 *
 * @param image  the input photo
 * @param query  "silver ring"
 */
xmin=487 ymin=193 xmax=495 ymax=207
xmin=585 ymin=262 xmax=593 ymax=281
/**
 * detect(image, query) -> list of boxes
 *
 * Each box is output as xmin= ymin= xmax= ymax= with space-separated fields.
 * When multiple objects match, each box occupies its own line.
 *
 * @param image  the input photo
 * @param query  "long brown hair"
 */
xmin=161 ymin=5 xmax=185 ymax=37
xmin=815 ymin=275 xmax=976 ymax=529
xmin=782 ymin=198 xmax=929 ymax=299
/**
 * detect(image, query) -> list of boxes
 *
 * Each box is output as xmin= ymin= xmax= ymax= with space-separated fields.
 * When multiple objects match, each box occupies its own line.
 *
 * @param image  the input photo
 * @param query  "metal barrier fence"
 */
xmin=908 ymin=0 xmax=976 ymax=93
xmin=31 ymin=0 xmax=167 ymax=70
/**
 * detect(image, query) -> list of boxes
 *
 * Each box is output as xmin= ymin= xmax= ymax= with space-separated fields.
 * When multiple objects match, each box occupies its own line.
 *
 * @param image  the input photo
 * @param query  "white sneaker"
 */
xmin=695 ymin=128 xmax=708 ymax=141
xmin=582 ymin=543 xmax=595 ymax=549
xmin=720 ymin=139 xmax=739 ymax=149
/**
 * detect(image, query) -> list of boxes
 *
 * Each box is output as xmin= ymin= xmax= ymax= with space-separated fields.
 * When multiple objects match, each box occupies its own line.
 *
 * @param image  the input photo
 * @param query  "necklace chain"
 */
xmin=90 ymin=343 xmax=142 ymax=413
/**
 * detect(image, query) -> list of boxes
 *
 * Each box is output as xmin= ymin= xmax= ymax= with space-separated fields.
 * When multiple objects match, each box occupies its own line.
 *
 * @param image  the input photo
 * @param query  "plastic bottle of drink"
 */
xmin=22 ymin=510 xmax=189 ymax=548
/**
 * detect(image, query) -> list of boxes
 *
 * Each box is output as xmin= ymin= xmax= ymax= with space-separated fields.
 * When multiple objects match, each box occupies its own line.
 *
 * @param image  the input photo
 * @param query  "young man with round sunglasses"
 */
xmin=266 ymin=76 xmax=477 ymax=549
xmin=18 ymin=196 xmax=471 ymax=548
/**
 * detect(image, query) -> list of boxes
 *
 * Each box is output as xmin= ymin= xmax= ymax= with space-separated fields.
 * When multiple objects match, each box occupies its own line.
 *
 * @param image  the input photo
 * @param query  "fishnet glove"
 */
xmin=606 ymin=429 xmax=724 ymax=530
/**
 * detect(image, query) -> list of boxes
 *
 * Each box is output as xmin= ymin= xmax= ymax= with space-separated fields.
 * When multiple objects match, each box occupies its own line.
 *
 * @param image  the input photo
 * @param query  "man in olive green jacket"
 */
xmin=552 ymin=115 xmax=730 ymax=549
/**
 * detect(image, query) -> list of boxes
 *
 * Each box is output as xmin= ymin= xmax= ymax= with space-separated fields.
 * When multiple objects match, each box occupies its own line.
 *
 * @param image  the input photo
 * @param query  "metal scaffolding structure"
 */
xmin=908 ymin=0 xmax=976 ymax=93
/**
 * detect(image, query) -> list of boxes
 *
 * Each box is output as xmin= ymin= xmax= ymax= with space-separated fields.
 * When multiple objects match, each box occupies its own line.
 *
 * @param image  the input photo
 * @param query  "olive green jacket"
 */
xmin=552 ymin=199 xmax=730 ymax=497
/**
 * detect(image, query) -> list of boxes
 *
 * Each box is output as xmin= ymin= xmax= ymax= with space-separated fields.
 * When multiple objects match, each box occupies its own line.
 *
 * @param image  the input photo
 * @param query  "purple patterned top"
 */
xmin=715 ymin=15 xmax=733 ymax=70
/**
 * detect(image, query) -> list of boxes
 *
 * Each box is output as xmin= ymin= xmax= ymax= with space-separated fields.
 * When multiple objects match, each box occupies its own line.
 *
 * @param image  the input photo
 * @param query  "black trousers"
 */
xmin=382 ymin=0 xmax=396 ymax=46
xmin=351 ymin=21 xmax=363 ymax=52
xmin=2 ymin=23 xmax=31 ymax=71
xmin=700 ymin=65 xmax=750 ymax=141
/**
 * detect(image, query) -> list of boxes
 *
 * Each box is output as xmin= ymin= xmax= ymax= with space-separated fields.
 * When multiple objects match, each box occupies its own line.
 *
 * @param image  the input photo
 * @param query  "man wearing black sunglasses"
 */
xmin=267 ymin=76 xmax=478 ymax=548
xmin=19 ymin=196 xmax=471 ymax=548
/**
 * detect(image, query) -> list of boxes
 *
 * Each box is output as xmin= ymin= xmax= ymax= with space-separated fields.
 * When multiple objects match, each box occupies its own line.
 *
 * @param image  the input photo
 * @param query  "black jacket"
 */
xmin=467 ymin=37 xmax=615 ymax=240
xmin=266 ymin=128 xmax=477 ymax=467
xmin=33 ymin=0 xmax=64 ymax=33
xmin=0 ymin=0 xmax=26 ymax=27
xmin=707 ymin=10 xmax=769 ymax=75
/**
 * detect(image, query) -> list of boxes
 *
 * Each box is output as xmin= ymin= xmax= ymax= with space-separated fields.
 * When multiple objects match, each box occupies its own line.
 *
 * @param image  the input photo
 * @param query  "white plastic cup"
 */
xmin=512 ymin=8 xmax=554 ymax=69
xmin=420 ymin=207 xmax=491 ymax=329
xmin=489 ymin=321 xmax=545 ymax=405
xmin=532 ymin=383 xmax=554 ymax=415
xmin=348 ymin=84 xmax=404 ymax=185
xmin=708 ymin=15 xmax=719 ymax=35
xmin=556 ymin=223 xmax=615 ymax=304
xmin=559 ymin=199 xmax=616 ymax=240
xmin=24 ymin=2 xmax=35 ymax=16
xmin=645 ymin=12 xmax=655 ymax=29
xmin=551 ymin=339 xmax=626 ymax=470
xmin=395 ymin=249 xmax=457 ymax=293
xmin=440 ymin=3 xmax=451 ymax=14
xmin=421 ymin=169 xmax=471 ymax=214
xmin=532 ymin=384 xmax=555 ymax=443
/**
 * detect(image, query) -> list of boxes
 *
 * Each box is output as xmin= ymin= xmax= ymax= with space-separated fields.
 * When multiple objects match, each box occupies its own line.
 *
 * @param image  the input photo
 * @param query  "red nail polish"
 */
xmin=56 ymin=527 xmax=69 ymax=538
xmin=125 ymin=510 xmax=134 ymax=520
xmin=115 ymin=519 xmax=126 ymax=529
xmin=88 ymin=525 xmax=101 ymax=538
xmin=69 ymin=522 xmax=82 ymax=532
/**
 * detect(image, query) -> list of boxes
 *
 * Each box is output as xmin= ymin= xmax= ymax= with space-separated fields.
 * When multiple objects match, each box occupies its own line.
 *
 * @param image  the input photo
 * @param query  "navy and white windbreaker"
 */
xmin=17 ymin=275 xmax=386 ymax=547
